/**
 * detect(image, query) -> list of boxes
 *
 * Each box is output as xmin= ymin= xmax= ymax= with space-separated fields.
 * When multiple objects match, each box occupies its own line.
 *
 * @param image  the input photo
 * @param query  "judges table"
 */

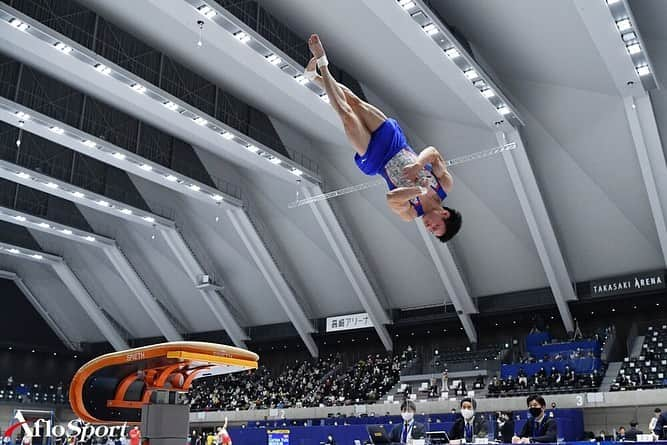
xmin=226 ymin=418 xmax=581 ymax=444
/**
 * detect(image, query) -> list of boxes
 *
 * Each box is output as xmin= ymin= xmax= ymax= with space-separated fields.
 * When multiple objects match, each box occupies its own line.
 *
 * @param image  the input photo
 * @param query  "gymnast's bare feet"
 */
xmin=308 ymin=34 xmax=326 ymax=60
xmin=306 ymin=57 xmax=318 ymax=74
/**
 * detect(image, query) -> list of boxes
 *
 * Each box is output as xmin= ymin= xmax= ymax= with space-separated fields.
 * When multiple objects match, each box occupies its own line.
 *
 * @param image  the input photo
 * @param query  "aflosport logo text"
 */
xmin=4 ymin=411 xmax=129 ymax=442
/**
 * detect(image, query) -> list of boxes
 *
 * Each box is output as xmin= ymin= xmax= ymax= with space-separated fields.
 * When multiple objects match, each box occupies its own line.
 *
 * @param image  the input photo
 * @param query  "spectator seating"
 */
xmin=611 ymin=323 xmax=667 ymax=391
xmin=188 ymin=347 xmax=416 ymax=411
xmin=488 ymin=332 xmax=606 ymax=398
xmin=0 ymin=380 xmax=68 ymax=405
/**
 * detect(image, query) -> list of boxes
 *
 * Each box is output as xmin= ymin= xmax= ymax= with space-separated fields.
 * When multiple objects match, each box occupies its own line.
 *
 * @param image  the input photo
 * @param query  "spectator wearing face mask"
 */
xmin=496 ymin=411 xmax=515 ymax=443
xmin=449 ymin=398 xmax=488 ymax=444
xmin=389 ymin=400 xmax=425 ymax=443
xmin=512 ymin=395 xmax=557 ymax=444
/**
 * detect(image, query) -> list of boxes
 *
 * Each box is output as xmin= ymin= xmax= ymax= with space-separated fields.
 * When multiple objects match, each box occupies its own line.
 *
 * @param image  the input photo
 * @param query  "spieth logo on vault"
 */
xmin=4 ymin=411 xmax=129 ymax=442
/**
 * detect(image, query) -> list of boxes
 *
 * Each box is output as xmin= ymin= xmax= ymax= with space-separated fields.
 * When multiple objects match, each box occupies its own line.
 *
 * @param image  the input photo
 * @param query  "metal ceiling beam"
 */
xmin=624 ymin=95 xmax=667 ymax=265
xmin=0 ymin=269 xmax=80 ymax=351
xmin=368 ymin=0 xmax=577 ymax=333
xmin=0 ymin=97 xmax=243 ymax=209
xmin=497 ymin=131 xmax=576 ymax=333
xmin=415 ymin=223 xmax=478 ymax=342
xmin=0 ymin=160 xmax=248 ymax=347
xmin=574 ymin=0 xmax=667 ymax=266
xmin=0 ymin=242 xmax=129 ymax=350
xmin=304 ymin=186 xmax=393 ymax=351
xmin=227 ymin=208 xmax=318 ymax=357
xmin=0 ymin=206 xmax=183 ymax=342
xmin=159 ymin=227 xmax=249 ymax=348
xmin=0 ymin=95 xmax=316 ymax=349
xmin=0 ymin=4 xmax=320 ymax=185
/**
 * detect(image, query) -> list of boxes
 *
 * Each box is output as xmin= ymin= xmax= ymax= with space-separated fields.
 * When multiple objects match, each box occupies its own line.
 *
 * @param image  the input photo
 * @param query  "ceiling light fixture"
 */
xmin=616 ymin=18 xmax=632 ymax=32
xmin=626 ymin=43 xmax=641 ymax=55
xmin=481 ymin=88 xmax=495 ymax=98
xmin=53 ymin=42 xmax=73 ymax=54
xmin=399 ymin=0 xmax=416 ymax=11
xmin=463 ymin=69 xmax=479 ymax=80
xmin=445 ymin=48 xmax=460 ymax=58
xmin=234 ymin=31 xmax=251 ymax=44
xmin=636 ymin=65 xmax=650 ymax=76
xmin=266 ymin=54 xmax=282 ymax=66
xmin=193 ymin=117 xmax=208 ymax=126
xmin=497 ymin=105 xmax=511 ymax=116
xmin=49 ymin=126 xmax=64 ymax=135
xmin=422 ymin=24 xmax=438 ymax=36
xmin=94 ymin=64 xmax=111 ymax=75
xmin=163 ymin=101 xmax=179 ymax=111
xmin=81 ymin=140 xmax=97 ymax=148
xmin=130 ymin=83 xmax=147 ymax=94
xmin=9 ymin=18 xmax=29 ymax=31
xmin=198 ymin=5 xmax=217 ymax=19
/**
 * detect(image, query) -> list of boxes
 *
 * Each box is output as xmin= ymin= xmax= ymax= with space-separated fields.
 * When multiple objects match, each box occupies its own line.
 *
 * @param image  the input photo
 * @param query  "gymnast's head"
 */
xmin=422 ymin=206 xmax=462 ymax=243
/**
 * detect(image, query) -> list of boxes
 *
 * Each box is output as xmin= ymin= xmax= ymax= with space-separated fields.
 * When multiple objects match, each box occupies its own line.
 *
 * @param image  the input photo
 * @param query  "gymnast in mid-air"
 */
xmin=304 ymin=34 xmax=462 ymax=242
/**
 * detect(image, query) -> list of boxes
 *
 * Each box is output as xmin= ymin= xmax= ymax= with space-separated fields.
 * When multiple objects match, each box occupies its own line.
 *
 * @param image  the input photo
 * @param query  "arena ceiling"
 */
xmin=0 ymin=0 xmax=664 ymax=356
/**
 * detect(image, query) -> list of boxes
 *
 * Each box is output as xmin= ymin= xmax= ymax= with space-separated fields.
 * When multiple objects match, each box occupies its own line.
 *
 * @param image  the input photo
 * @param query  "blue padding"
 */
xmin=526 ymin=332 xmax=552 ymax=348
xmin=527 ymin=340 xmax=601 ymax=357
xmin=227 ymin=410 xmax=587 ymax=444
xmin=501 ymin=358 xmax=602 ymax=379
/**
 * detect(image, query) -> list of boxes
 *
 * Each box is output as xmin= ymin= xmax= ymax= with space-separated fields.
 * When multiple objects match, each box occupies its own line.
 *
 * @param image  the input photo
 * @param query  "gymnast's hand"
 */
xmin=402 ymin=162 xmax=423 ymax=182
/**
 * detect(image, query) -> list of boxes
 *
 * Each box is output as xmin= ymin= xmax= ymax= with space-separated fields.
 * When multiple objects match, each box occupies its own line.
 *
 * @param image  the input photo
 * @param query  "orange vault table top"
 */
xmin=69 ymin=341 xmax=259 ymax=424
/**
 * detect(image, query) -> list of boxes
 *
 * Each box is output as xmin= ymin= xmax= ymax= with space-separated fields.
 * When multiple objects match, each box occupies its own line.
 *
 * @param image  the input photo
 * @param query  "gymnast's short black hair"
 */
xmin=437 ymin=206 xmax=462 ymax=243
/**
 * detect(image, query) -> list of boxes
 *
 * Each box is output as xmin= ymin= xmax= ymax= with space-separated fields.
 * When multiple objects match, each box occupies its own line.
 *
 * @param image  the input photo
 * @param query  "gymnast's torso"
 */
xmin=380 ymin=148 xmax=448 ymax=215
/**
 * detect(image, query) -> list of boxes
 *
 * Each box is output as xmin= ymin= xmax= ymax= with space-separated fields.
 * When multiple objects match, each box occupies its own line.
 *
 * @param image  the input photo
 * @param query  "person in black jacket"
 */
xmin=512 ymin=395 xmax=557 ymax=443
xmin=449 ymin=398 xmax=489 ymax=444
xmin=496 ymin=411 xmax=515 ymax=443
xmin=625 ymin=421 xmax=642 ymax=441
xmin=654 ymin=411 xmax=667 ymax=439
xmin=389 ymin=400 xmax=425 ymax=443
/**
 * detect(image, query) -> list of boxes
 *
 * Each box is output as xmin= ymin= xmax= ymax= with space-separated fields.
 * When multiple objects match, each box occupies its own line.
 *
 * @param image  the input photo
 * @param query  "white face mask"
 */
xmin=401 ymin=412 xmax=414 ymax=422
xmin=461 ymin=409 xmax=475 ymax=420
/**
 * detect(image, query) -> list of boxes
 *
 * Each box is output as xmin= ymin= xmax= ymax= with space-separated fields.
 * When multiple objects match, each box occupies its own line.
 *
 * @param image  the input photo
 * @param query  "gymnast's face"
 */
xmin=422 ymin=208 xmax=448 ymax=237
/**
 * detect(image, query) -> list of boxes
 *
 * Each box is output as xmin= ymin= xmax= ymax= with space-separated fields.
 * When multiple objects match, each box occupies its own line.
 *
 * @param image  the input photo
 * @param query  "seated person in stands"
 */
xmin=512 ymin=395 xmax=557 ymax=444
xmin=518 ymin=369 xmax=528 ymax=389
xmin=563 ymin=365 xmax=576 ymax=386
xmin=625 ymin=421 xmax=642 ymax=441
xmin=496 ymin=411 xmax=516 ymax=443
xmin=616 ymin=426 xmax=626 ymax=441
xmin=549 ymin=367 xmax=562 ymax=387
xmin=456 ymin=380 xmax=468 ymax=397
xmin=504 ymin=375 xmax=516 ymax=392
xmin=533 ymin=368 xmax=547 ymax=390
xmin=489 ymin=376 xmax=501 ymax=394
xmin=449 ymin=398 xmax=489 ymax=444
xmin=389 ymin=400 xmax=425 ymax=443
xmin=473 ymin=375 xmax=485 ymax=389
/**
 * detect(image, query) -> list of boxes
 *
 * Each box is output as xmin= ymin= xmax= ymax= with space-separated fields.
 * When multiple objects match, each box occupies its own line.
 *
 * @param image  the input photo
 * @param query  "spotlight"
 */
xmin=94 ymin=64 xmax=111 ymax=75
xmin=445 ymin=48 xmax=460 ymax=58
xmin=616 ymin=19 xmax=632 ymax=32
